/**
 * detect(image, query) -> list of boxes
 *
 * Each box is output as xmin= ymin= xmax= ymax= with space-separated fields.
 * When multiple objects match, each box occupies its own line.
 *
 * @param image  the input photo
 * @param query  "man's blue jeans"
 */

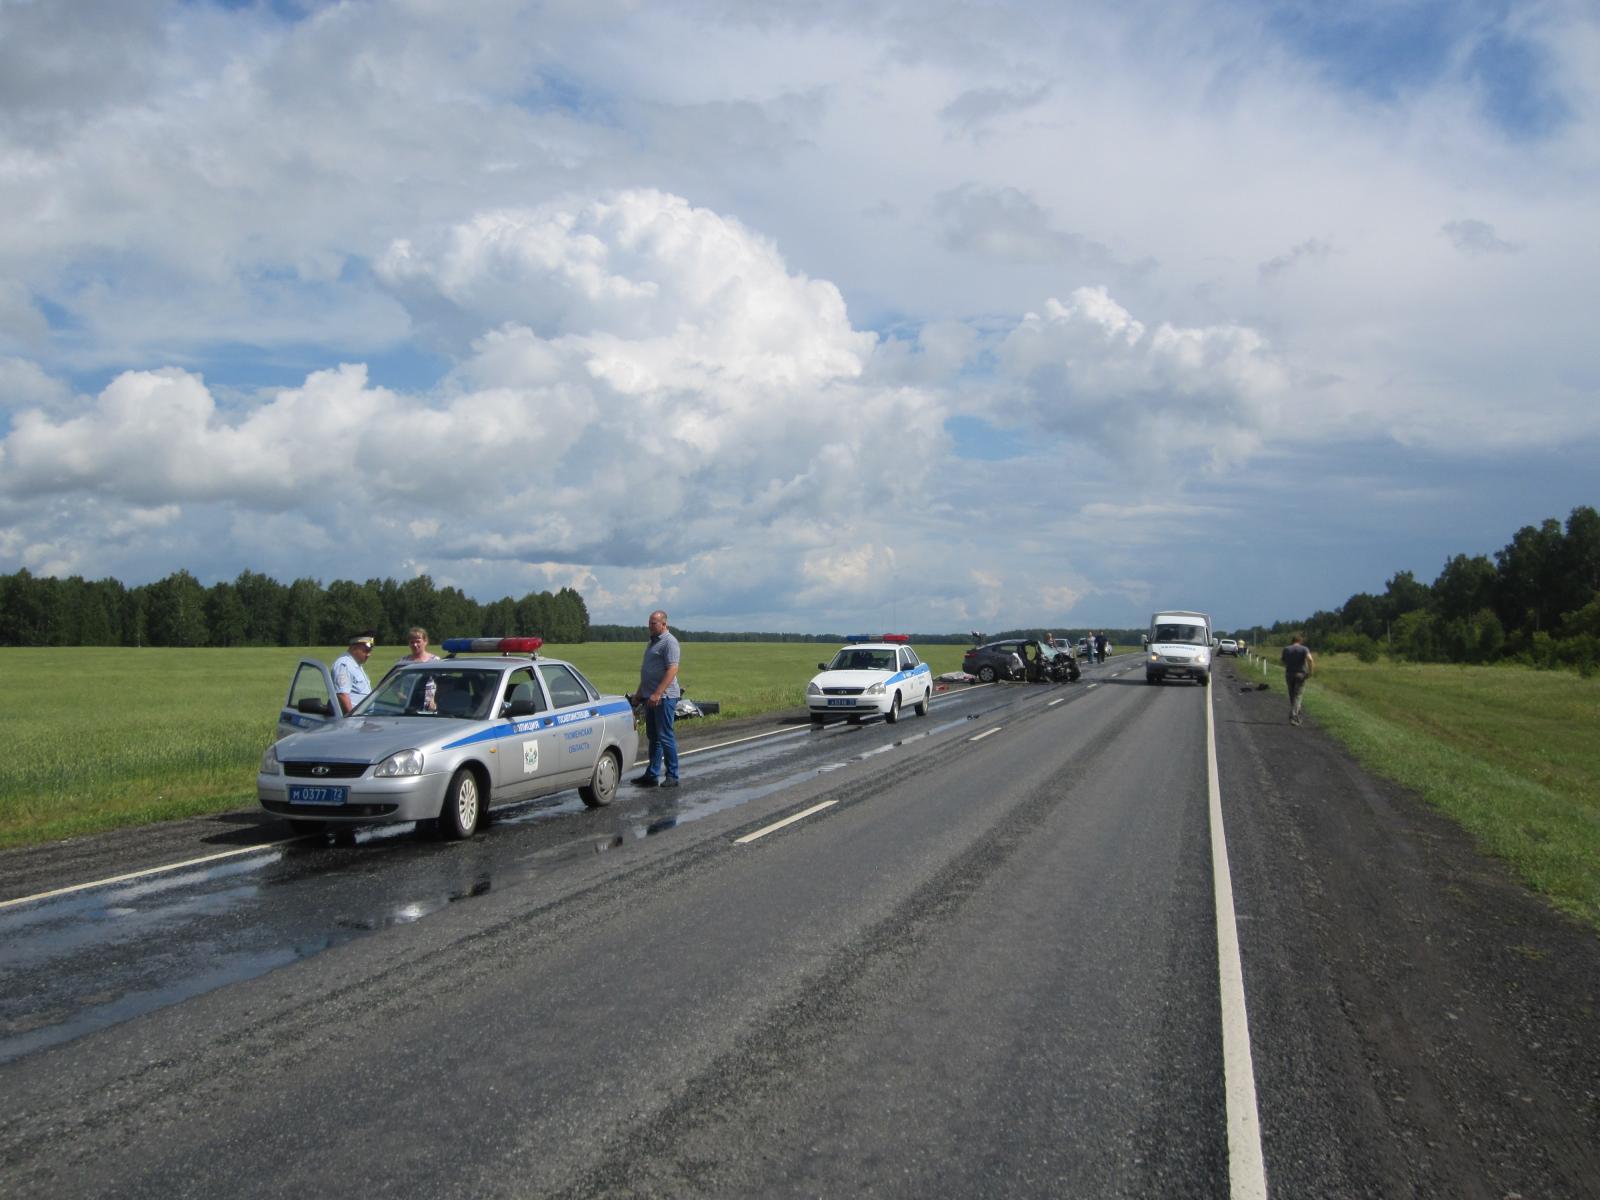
xmin=645 ymin=697 xmax=678 ymax=781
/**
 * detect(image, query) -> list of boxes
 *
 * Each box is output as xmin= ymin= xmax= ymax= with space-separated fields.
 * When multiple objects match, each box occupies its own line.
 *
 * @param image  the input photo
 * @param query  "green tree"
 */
xmin=320 ymin=579 xmax=383 ymax=645
xmin=515 ymin=590 xmax=551 ymax=638
xmin=1557 ymin=506 xmax=1600 ymax=629
xmin=0 ymin=569 xmax=51 ymax=643
xmin=282 ymin=578 xmax=324 ymax=646
xmin=1380 ymin=570 xmax=1431 ymax=625
xmin=1339 ymin=592 xmax=1383 ymax=640
xmin=145 ymin=570 xmax=210 ymax=646
xmin=394 ymin=575 xmax=442 ymax=641
xmin=1495 ymin=518 xmax=1565 ymax=634
xmin=206 ymin=582 xmax=249 ymax=646
xmin=482 ymin=597 xmax=517 ymax=636
xmin=234 ymin=570 xmax=287 ymax=645
xmin=1432 ymin=553 xmax=1496 ymax=623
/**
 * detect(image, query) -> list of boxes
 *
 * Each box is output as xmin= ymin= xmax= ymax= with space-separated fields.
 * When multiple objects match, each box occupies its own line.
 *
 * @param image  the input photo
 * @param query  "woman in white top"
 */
xmin=399 ymin=627 xmax=439 ymax=665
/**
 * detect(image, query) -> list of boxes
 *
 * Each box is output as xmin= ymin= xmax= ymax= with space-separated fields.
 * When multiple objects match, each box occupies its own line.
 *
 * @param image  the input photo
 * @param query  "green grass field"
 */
xmin=1241 ymin=650 xmax=1600 ymax=929
xmin=0 ymin=642 xmax=970 ymax=849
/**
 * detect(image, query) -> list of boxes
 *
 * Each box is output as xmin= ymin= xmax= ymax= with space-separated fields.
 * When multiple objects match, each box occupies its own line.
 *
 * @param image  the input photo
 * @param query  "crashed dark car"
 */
xmin=962 ymin=641 xmax=1027 ymax=683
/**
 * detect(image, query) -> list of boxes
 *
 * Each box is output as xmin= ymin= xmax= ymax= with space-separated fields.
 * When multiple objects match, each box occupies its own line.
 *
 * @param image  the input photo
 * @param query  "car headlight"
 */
xmin=259 ymin=744 xmax=281 ymax=775
xmin=374 ymin=749 xmax=424 ymax=777
xmin=864 ymin=682 xmax=885 ymax=696
xmin=807 ymin=682 xmax=822 ymax=696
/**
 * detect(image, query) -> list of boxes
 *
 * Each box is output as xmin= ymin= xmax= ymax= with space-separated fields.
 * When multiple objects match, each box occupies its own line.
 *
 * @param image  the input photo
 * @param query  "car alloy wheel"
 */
xmin=441 ymin=768 xmax=481 ymax=839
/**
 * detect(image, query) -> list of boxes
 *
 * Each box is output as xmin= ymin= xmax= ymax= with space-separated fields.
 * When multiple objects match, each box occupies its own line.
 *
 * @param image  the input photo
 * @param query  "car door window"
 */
xmin=503 ymin=666 xmax=546 ymax=714
xmin=539 ymin=663 xmax=594 ymax=710
xmin=287 ymin=662 xmax=335 ymax=716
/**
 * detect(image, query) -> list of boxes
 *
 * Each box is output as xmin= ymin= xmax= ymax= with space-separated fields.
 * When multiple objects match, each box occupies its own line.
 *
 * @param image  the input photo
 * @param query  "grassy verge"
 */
xmin=1240 ymin=650 xmax=1600 ymax=930
xmin=0 ymin=641 xmax=970 ymax=849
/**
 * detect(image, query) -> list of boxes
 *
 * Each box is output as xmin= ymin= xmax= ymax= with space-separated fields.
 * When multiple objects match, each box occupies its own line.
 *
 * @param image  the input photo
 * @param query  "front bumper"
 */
xmin=808 ymin=695 xmax=893 ymax=717
xmin=256 ymin=771 xmax=447 ymax=824
xmin=1147 ymin=655 xmax=1210 ymax=680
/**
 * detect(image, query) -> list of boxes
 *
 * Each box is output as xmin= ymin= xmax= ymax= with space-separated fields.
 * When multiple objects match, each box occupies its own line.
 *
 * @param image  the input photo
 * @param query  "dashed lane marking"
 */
xmin=734 ymin=801 xmax=839 ymax=844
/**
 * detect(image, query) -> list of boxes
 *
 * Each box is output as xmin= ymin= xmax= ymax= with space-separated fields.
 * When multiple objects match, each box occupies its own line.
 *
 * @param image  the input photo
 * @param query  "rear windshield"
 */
xmin=1153 ymin=623 xmax=1207 ymax=645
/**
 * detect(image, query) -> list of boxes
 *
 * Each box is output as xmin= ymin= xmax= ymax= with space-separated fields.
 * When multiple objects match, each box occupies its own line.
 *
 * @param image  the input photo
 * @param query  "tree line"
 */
xmin=0 ymin=569 xmax=591 ymax=648
xmin=1266 ymin=505 xmax=1600 ymax=673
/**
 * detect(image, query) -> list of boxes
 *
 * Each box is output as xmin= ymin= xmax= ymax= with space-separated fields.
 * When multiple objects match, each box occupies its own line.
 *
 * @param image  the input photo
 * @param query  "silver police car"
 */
xmin=258 ymin=638 xmax=638 ymax=838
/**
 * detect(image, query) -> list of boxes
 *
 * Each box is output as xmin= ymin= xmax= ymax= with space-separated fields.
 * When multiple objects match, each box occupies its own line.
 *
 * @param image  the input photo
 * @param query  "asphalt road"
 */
xmin=2 ymin=654 xmax=1597 ymax=1198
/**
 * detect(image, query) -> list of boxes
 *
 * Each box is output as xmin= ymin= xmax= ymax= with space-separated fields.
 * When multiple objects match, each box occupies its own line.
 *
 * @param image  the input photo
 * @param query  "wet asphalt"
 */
xmin=4 ymin=653 xmax=1597 ymax=1198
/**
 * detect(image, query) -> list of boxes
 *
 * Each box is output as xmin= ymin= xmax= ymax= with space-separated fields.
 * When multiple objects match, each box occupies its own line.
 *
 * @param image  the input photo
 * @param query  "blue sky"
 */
xmin=0 ymin=0 xmax=1595 ymax=634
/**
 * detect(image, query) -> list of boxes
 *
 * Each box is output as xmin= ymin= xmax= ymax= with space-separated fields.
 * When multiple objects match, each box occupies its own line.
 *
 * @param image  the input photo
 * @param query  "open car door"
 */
xmin=276 ymin=658 xmax=343 ymax=741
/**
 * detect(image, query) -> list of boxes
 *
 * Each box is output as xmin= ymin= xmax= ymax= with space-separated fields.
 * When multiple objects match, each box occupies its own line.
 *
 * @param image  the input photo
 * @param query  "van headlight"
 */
xmin=1196 ymin=650 xmax=1210 ymax=665
xmin=374 ymin=749 xmax=424 ymax=777
xmin=259 ymin=745 xmax=281 ymax=776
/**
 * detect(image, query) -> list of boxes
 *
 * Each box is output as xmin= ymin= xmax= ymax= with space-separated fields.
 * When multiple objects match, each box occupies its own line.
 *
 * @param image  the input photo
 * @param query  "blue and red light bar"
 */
xmin=441 ymin=636 xmax=543 ymax=655
xmin=881 ymin=634 xmax=909 ymax=643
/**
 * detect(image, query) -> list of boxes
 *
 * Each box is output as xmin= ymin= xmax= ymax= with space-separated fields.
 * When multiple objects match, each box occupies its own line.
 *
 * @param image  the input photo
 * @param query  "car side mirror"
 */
xmin=504 ymin=699 xmax=540 ymax=718
xmin=296 ymin=697 xmax=333 ymax=717
xmin=817 ymin=663 xmax=826 ymax=670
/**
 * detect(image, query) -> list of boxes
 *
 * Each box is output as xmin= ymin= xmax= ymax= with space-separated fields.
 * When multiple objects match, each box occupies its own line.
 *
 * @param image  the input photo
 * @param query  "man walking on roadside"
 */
xmin=1281 ymin=633 xmax=1315 ymax=726
xmin=632 ymin=609 xmax=681 ymax=788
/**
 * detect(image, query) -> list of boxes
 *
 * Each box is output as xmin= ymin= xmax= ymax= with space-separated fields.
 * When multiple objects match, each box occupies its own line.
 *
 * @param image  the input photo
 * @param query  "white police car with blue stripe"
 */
xmin=806 ymin=635 xmax=934 ymax=726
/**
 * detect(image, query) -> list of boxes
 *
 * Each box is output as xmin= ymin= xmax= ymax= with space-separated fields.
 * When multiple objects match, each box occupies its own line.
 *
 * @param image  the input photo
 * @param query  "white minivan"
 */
xmin=1147 ymin=610 xmax=1212 ymax=686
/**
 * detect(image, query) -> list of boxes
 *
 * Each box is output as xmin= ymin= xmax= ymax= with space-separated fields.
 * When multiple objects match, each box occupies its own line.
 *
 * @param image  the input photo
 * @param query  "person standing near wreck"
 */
xmin=632 ymin=609 xmax=681 ymax=788
xmin=1281 ymin=634 xmax=1315 ymax=726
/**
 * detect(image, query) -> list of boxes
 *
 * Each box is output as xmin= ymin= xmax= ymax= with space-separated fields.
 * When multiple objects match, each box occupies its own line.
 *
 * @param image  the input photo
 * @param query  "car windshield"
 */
xmin=826 ymin=648 xmax=898 ymax=671
xmin=1154 ymin=623 xmax=1207 ymax=644
xmin=357 ymin=667 xmax=501 ymax=720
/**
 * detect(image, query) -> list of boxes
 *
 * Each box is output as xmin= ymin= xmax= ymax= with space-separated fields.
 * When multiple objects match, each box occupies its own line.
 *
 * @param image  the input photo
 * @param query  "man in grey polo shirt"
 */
xmin=632 ymin=609 xmax=681 ymax=788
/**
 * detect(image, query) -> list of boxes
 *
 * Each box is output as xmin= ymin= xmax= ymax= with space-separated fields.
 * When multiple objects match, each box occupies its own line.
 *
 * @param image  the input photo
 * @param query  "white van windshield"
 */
xmin=1154 ymin=623 xmax=1207 ymax=645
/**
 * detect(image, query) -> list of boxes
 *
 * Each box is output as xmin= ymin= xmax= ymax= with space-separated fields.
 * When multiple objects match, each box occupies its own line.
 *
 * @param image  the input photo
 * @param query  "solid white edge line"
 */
xmin=968 ymin=727 xmax=1002 ymax=742
xmin=733 ymin=800 xmax=838 ymax=844
xmin=1048 ymin=697 xmax=1066 ymax=706
xmin=1208 ymin=682 xmax=1270 ymax=1199
xmin=0 ymin=843 xmax=287 ymax=912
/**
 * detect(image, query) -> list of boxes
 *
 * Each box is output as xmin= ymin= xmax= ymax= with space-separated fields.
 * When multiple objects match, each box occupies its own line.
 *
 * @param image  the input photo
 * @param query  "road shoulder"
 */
xmin=1211 ymin=660 xmax=1600 ymax=1198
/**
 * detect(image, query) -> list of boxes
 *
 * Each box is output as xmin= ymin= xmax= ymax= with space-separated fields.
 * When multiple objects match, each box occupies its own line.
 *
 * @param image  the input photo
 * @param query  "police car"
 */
xmin=805 ymin=635 xmax=934 ymax=726
xmin=258 ymin=637 xmax=639 ymax=839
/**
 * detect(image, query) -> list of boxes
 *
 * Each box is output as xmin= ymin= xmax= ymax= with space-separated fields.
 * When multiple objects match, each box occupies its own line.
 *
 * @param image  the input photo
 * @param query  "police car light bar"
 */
xmin=881 ymin=634 xmax=910 ymax=643
xmin=441 ymin=636 xmax=544 ymax=655
xmin=845 ymin=634 xmax=873 ymax=643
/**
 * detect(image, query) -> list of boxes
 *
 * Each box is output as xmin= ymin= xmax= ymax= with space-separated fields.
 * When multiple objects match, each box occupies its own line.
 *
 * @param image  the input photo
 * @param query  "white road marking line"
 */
xmin=0 ymin=844 xmax=288 ymax=912
xmin=1048 ymin=697 xmax=1066 ymax=707
xmin=734 ymin=800 xmax=838 ymax=844
xmin=1207 ymin=682 xmax=1269 ymax=1199
xmin=1085 ymin=682 xmax=1098 ymax=690
xmin=968 ymin=727 xmax=1003 ymax=742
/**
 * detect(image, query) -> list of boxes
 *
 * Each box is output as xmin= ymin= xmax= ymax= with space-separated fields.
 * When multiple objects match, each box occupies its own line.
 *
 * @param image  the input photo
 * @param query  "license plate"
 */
xmin=288 ymin=784 xmax=349 ymax=806
xmin=827 ymin=698 xmax=854 ymax=707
